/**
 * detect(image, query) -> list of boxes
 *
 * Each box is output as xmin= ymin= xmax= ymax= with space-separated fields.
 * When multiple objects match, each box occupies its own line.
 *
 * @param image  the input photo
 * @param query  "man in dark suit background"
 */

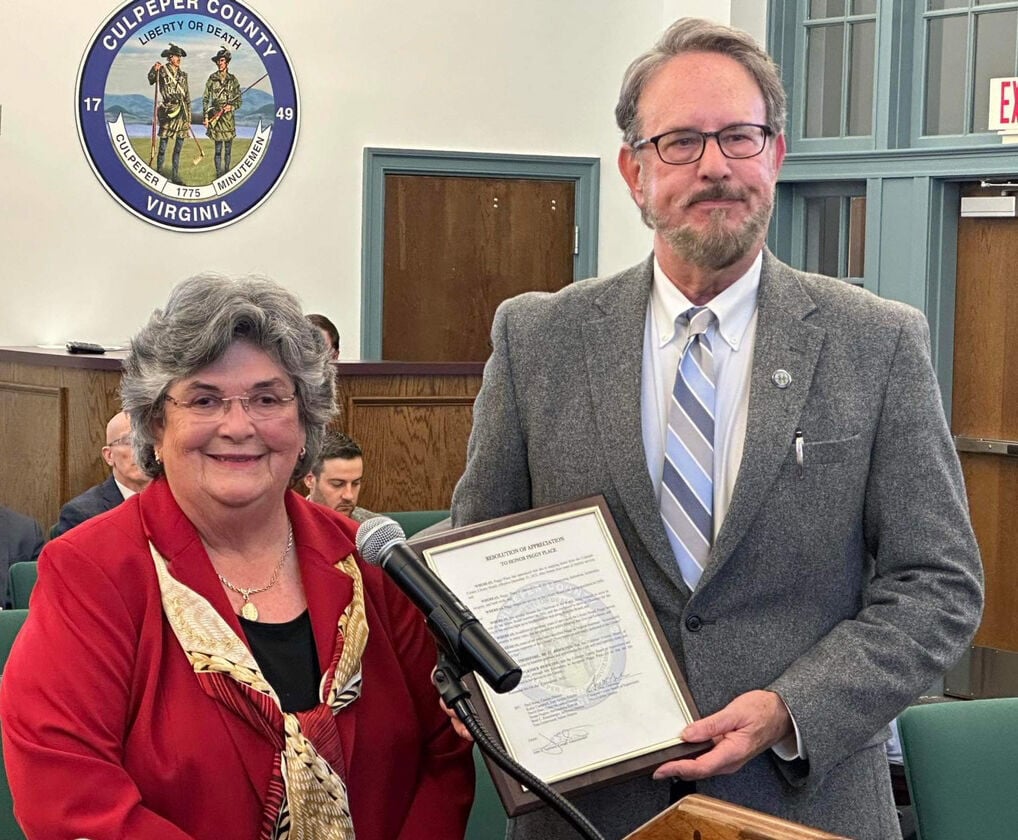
xmin=53 ymin=411 xmax=151 ymax=537
xmin=0 ymin=505 xmax=43 ymax=604
xmin=451 ymin=17 xmax=983 ymax=839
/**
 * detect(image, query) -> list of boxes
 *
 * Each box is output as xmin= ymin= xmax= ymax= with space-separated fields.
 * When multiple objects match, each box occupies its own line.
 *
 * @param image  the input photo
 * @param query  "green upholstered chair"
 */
xmin=466 ymin=747 xmax=507 ymax=840
xmin=899 ymin=697 xmax=1018 ymax=840
xmin=0 ymin=609 xmax=28 ymax=674
xmin=380 ymin=510 xmax=450 ymax=538
xmin=0 ymin=609 xmax=29 ymax=840
xmin=6 ymin=563 xmax=38 ymax=610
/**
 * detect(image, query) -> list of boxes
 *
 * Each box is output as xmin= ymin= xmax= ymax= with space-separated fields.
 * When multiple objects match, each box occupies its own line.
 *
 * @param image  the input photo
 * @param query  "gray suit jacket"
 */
xmin=52 ymin=474 xmax=125 ymax=538
xmin=452 ymin=252 xmax=983 ymax=839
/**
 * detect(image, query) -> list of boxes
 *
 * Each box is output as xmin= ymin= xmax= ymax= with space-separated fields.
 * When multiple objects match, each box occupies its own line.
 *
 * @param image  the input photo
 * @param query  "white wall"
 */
xmin=0 ymin=0 xmax=760 ymax=354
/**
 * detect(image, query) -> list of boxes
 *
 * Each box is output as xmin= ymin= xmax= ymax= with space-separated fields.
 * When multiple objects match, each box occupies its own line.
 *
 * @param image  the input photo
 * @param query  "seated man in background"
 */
xmin=304 ymin=431 xmax=376 ymax=523
xmin=52 ymin=411 xmax=151 ymax=537
xmin=307 ymin=313 xmax=340 ymax=360
xmin=1 ymin=504 xmax=44 ymax=604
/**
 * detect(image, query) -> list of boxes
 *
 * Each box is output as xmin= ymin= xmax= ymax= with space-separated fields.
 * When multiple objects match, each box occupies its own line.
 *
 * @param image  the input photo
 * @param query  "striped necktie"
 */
xmin=661 ymin=306 xmax=716 ymax=590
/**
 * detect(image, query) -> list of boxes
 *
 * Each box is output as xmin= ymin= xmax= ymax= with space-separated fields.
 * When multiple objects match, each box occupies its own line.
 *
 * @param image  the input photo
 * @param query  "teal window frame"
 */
xmin=910 ymin=1 xmax=1018 ymax=149
xmin=789 ymin=181 xmax=868 ymax=283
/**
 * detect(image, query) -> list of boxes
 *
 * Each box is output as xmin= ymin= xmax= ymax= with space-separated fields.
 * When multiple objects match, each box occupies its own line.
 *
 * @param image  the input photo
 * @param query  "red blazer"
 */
xmin=1 ymin=479 xmax=473 ymax=839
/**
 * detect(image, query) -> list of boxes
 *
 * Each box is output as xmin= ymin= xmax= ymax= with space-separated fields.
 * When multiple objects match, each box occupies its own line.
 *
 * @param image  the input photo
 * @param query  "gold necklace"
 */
xmin=216 ymin=522 xmax=294 ymax=621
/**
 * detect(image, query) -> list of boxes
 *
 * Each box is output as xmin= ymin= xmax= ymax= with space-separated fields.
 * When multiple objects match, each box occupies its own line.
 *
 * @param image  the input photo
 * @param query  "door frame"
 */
xmin=361 ymin=147 xmax=600 ymax=359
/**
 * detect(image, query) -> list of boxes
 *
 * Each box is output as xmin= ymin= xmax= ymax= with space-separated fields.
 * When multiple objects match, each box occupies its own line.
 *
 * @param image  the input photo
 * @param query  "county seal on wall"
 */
xmin=76 ymin=0 xmax=298 ymax=231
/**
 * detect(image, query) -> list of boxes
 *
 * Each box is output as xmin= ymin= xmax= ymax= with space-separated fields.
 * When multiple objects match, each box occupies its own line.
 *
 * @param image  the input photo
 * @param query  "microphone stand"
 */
xmin=432 ymin=650 xmax=606 ymax=840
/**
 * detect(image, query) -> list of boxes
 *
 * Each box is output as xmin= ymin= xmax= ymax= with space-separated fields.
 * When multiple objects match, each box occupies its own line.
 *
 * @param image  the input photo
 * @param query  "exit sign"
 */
xmin=989 ymin=77 xmax=1018 ymax=131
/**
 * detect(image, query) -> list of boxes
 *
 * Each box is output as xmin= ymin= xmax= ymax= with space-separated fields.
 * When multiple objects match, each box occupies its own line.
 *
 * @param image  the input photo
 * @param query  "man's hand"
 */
xmin=653 ymin=689 xmax=793 ymax=781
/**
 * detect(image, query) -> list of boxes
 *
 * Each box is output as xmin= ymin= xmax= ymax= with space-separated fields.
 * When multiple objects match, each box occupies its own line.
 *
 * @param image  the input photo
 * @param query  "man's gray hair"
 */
xmin=615 ymin=17 xmax=787 ymax=145
xmin=121 ymin=273 xmax=336 ymax=480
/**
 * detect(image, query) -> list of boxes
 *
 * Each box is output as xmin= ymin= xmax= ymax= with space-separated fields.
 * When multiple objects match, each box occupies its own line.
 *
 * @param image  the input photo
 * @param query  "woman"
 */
xmin=0 ymin=275 xmax=473 ymax=839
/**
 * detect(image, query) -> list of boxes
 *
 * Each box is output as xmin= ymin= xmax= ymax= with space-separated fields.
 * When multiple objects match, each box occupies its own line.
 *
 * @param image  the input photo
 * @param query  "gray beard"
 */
xmin=648 ymin=199 xmax=772 ymax=271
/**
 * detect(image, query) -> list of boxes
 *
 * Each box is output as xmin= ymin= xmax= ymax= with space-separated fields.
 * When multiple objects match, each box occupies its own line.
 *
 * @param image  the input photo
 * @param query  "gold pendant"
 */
xmin=240 ymin=601 xmax=259 ymax=621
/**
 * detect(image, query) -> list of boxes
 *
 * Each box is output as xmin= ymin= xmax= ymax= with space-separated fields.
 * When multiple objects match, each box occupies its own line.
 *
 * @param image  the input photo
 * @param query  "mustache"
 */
xmin=683 ymin=185 xmax=747 ymax=207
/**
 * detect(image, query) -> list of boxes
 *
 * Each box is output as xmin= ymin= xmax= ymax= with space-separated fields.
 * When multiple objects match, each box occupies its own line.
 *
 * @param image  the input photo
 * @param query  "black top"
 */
xmin=240 ymin=609 xmax=322 ymax=712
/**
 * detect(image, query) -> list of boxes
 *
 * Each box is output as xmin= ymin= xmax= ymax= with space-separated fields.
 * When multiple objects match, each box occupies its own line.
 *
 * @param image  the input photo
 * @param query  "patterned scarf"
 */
xmin=150 ymin=542 xmax=369 ymax=839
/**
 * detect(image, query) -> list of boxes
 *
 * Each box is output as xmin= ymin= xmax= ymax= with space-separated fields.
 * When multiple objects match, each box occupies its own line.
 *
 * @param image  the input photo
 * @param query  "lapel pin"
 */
xmin=771 ymin=369 xmax=792 ymax=389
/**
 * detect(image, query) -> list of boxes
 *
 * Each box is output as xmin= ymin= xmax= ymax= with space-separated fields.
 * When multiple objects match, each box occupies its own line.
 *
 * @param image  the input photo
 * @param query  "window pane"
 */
xmin=972 ymin=11 xmax=1018 ymax=131
xmin=847 ymin=196 xmax=867 ymax=277
xmin=806 ymin=24 xmax=846 ymax=137
xmin=928 ymin=0 xmax=970 ymax=9
xmin=804 ymin=196 xmax=843 ymax=277
xmin=810 ymin=0 xmax=846 ymax=17
xmin=848 ymin=21 xmax=876 ymax=134
xmin=851 ymin=0 xmax=877 ymax=13
xmin=925 ymin=15 xmax=969 ymax=134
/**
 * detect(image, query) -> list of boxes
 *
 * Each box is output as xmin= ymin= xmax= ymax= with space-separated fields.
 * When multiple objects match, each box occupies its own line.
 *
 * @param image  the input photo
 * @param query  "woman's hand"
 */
xmin=440 ymin=698 xmax=474 ymax=742
xmin=432 ymin=666 xmax=474 ymax=741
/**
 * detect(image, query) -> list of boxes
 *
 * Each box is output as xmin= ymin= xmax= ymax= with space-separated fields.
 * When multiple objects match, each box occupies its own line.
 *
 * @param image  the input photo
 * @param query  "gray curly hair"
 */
xmin=615 ymin=17 xmax=787 ymax=146
xmin=121 ymin=273 xmax=336 ymax=481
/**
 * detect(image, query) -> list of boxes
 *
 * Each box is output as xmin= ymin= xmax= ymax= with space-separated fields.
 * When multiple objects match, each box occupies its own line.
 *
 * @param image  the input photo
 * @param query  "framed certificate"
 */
xmin=411 ymin=496 xmax=704 ymax=815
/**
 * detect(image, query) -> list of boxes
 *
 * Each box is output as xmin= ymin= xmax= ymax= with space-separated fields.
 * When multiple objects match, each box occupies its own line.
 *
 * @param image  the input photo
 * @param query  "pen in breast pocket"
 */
xmin=794 ymin=428 xmax=804 ymax=479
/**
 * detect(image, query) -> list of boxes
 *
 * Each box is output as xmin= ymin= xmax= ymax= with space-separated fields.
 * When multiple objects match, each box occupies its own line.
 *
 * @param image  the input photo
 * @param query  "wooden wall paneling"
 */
xmin=0 ymin=351 xmax=482 ymax=526
xmin=332 ymin=368 xmax=481 ymax=512
xmin=952 ymin=217 xmax=1018 ymax=441
xmin=0 ymin=382 xmax=67 ymax=527
xmin=343 ymin=395 xmax=475 ymax=512
xmin=962 ymin=455 xmax=1018 ymax=651
xmin=0 ymin=355 xmax=123 ymax=528
xmin=64 ymin=368 xmax=124 ymax=503
xmin=953 ymin=193 xmax=1018 ymax=653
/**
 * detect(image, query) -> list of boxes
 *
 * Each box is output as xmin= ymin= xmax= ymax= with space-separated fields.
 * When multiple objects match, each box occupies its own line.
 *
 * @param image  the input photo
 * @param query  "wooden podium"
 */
xmin=624 ymin=794 xmax=849 ymax=840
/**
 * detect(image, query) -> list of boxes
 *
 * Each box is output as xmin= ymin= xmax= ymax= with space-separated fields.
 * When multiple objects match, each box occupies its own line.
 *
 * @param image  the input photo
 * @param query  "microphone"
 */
xmin=356 ymin=517 xmax=522 ymax=694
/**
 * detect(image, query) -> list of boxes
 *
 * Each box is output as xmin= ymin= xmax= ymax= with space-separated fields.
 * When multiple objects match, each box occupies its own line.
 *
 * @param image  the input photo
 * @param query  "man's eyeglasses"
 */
xmin=105 ymin=436 xmax=134 ymax=448
xmin=164 ymin=391 xmax=297 ymax=421
xmin=632 ymin=123 xmax=772 ymax=166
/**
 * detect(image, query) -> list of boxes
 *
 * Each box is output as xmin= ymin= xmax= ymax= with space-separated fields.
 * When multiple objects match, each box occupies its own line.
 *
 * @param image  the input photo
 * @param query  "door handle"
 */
xmin=954 ymin=436 xmax=1018 ymax=456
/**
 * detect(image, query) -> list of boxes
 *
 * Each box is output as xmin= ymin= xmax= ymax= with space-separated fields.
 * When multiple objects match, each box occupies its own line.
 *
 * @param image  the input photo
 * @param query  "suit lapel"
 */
xmin=285 ymin=494 xmax=359 ymax=771
xmin=102 ymin=474 xmax=125 ymax=506
xmin=703 ymin=252 xmax=825 ymax=585
xmin=582 ymin=257 xmax=689 ymax=593
xmin=138 ymin=480 xmax=269 ymax=802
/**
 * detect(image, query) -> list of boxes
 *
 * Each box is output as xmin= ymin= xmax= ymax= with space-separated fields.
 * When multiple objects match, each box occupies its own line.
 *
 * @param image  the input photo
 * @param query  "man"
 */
xmin=0 ymin=505 xmax=43 ymax=605
xmin=307 ymin=313 xmax=340 ymax=360
xmin=451 ymin=18 xmax=983 ymax=839
xmin=148 ymin=43 xmax=191 ymax=184
xmin=53 ymin=411 xmax=150 ymax=537
xmin=304 ymin=431 xmax=375 ymax=523
xmin=202 ymin=47 xmax=242 ymax=178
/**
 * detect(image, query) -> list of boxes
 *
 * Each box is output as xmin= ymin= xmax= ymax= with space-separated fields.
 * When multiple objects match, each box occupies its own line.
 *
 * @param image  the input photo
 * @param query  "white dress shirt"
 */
xmin=641 ymin=251 xmax=761 ymax=548
xmin=639 ymin=250 xmax=802 ymax=760
xmin=114 ymin=478 xmax=139 ymax=501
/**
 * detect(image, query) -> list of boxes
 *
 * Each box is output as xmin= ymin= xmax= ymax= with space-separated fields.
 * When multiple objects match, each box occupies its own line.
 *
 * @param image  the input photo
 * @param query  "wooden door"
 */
xmin=953 ymin=183 xmax=1018 ymax=653
xmin=382 ymin=174 xmax=575 ymax=362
